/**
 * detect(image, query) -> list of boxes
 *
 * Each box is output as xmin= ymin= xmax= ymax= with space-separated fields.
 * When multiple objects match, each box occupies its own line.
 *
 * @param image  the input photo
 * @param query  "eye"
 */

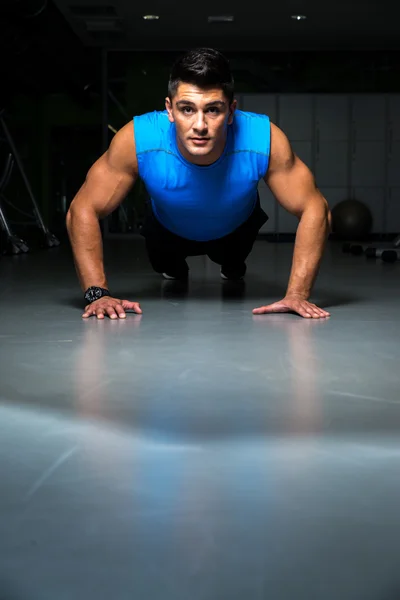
xmin=207 ymin=107 xmax=220 ymax=114
xmin=181 ymin=106 xmax=193 ymax=114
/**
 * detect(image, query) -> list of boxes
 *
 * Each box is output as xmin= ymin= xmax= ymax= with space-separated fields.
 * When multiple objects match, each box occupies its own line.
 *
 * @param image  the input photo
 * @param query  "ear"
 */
xmin=165 ymin=97 xmax=174 ymax=123
xmin=228 ymin=100 xmax=237 ymax=125
xmin=227 ymin=98 xmax=237 ymax=125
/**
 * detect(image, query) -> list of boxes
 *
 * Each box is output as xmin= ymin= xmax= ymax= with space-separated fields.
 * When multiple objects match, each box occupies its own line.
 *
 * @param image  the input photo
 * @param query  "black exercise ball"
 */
xmin=331 ymin=199 xmax=373 ymax=240
xmin=381 ymin=250 xmax=398 ymax=263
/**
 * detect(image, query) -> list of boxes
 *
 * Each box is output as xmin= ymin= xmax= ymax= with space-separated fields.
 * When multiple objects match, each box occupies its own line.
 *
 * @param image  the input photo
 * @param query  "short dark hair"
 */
xmin=168 ymin=48 xmax=234 ymax=103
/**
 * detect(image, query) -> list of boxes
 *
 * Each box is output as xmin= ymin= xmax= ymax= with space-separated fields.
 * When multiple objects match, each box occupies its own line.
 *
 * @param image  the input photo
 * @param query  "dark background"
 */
xmin=1 ymin=0 xmax=400 ymax=240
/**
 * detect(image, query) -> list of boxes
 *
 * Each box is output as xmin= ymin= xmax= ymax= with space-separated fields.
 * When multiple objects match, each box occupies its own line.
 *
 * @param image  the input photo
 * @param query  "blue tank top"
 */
xmin=133 ymin=109 xmax=270 ymax=241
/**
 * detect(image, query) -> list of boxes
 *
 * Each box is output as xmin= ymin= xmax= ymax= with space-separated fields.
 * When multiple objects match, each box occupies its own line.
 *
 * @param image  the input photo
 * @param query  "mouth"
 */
xmin=190 ymin=138 xmax=209 ymax=145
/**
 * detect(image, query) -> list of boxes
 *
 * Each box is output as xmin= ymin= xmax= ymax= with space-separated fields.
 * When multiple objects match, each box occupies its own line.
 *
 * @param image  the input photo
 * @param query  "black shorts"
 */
xmin=140 ymin=195 xmax=268 ymax=277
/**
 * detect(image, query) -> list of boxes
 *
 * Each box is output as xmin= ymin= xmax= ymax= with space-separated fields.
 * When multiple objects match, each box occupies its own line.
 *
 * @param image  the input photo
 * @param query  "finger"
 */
xmin=298 ymin=305 xmax=313 ymax=318
xmin=311 ymin=306 xmax=330 ymax=318
xmin=122 ymin=301 xmax=142 ymax=314
xmin=114 ymin=303 xmax=127 ymax=319
xmin=106 ymin=307 xmax=119 ymax=320
xmin=303 ymin=303 xmax=321 ymax=317
xmin=252 ymin=304 xmax=284 ymax=314
xmin=308 ymin=308 xmax=328 ymax=319
xmin=309 ymin=303 xmax=330 ymax=318
xmin=295 ymin=302 xmax=320 ymax=319
xmin=253 ymin=306 xmax=274 ymax=315
xmin=252 ymin=306 xmax=267 ymax=314
xmin=96 ymin=309 xmax=105 ymax=320
xmin=82 ymin=304 xmax=92 ymax=318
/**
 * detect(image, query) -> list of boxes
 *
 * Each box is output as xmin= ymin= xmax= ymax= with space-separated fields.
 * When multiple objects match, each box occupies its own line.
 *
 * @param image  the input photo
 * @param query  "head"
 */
xmin=165 ymin=48 xmax=236 ymax=165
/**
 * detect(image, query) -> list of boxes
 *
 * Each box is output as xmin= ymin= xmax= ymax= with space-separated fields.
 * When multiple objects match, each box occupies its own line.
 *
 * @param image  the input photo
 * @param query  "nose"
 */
xmin=193 ymin=111 xmax=207 ymax=133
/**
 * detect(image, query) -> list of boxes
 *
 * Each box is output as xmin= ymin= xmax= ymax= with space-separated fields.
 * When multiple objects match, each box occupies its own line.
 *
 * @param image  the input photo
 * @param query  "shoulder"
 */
xmin=106 ymin=120 xmax=137 ymax=175
xmin=232 ymin=109 xmax=271 ymax=154
xmin=233 ymin=109 xmax=270 ymax=131
xmin=133 ymin=110 xmax=171 ymax=154
xmin=133 ymin=109 xmax=169 ymax=128
xmin=268 ymin=122 xmax=295 ymax=173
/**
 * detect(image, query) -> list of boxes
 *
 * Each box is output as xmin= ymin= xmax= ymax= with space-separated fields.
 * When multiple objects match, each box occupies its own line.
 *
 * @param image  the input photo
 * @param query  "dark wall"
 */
xmin=2 ymin=11 xmax=400 ymax=232
xmin=110 ymin=50 xmax=400 ymax=119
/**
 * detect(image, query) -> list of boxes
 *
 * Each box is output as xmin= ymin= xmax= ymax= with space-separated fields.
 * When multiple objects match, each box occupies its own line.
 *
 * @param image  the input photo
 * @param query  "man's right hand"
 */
xmin=82 ymin=297 xmax=142 ymax=319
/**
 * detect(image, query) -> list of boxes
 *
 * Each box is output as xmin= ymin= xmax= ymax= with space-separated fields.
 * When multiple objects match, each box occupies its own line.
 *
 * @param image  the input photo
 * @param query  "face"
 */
xmin=165 ymin=83 xmax=236 ymax=165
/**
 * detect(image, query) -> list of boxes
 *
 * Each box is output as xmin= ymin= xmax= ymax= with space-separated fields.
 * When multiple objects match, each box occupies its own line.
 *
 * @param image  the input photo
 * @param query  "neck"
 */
xmin=177 ymin=132 xmax=228 ymax=166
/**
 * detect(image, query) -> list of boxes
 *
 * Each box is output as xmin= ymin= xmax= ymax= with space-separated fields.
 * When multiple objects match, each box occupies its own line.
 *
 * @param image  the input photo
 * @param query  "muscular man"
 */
xmin=66 ymin=48 xmax=331 ymax=320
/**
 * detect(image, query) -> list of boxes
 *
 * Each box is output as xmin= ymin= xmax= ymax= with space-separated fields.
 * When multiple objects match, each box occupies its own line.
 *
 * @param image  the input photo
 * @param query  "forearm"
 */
xmin=66 ymin=208 xmax=108 ymax=292
xmin=286 ymin=198 xmax=331 ymax=299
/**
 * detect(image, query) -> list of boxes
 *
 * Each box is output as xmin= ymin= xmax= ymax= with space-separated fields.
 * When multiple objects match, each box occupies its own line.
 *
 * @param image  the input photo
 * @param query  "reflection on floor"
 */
xmin=0 ymin=237 xmax=400 ymax=600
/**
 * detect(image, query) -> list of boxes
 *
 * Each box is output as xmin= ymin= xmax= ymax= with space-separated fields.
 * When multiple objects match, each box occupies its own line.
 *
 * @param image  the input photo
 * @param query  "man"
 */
xmin=66 ymin=48 xmax=331 ymax=320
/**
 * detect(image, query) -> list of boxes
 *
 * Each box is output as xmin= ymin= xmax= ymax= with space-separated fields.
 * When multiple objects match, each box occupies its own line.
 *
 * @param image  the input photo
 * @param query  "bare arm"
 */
xmin=264 ymin=122 xmax=331 ymax=300
xmin=66 ymin=120 xmax=138 ymax=291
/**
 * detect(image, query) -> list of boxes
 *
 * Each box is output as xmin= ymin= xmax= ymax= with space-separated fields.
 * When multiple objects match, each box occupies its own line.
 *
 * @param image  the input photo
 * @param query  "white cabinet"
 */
xmin=386 ymin=187 xmax=400 ymax=232
xmin=239 ymin=94 xmax=278 ymax=122
xmin=315 ymin=95 xmax=350 ymax=200
xmin=386 ymin=96 xmax=400 ymax=231
xmin=277 ymin=95 xmax=314 ymax=232
xmin=316 ymin=143 xmax=349 ymax=189
xmin=350 ymin=95 xmax=387 ymax=232
xmin=352 ymin=187 xmax=385 ymax=233
xmin=351 ymin=141 xmax=386 ymax=187
xmin=237 ymin=92 xmax=400 ymax=234
xmin=387 ymin=142 xmax=400 ymax=187
xmin=350 ymin=95 xmax=386 ymax=141
xmin=388 ymin=95 xmax=400 ymax=139
xmin=278 ymin=94 xmax=313 ymax=142
xmin=387 ymin=95 xmax=400 ymax=187
xmin=315 ymin=94 xmax=349 ymax=141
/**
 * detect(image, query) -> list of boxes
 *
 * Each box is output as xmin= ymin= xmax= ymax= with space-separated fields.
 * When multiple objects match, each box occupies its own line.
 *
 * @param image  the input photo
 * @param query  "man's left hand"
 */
xmin=252 ymin=295 xmax=330 ymax=319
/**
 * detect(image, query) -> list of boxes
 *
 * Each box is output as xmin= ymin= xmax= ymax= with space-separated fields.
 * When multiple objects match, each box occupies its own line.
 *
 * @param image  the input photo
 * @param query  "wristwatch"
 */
xmin=84 ymin=286 xmax=111 ymax=304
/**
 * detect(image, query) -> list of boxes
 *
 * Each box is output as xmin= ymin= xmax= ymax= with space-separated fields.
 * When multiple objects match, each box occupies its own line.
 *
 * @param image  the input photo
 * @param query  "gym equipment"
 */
xmin=365 ymin=234 xmax=400 ymax=262
xmin=342 ymin=234 xmax=400 ymax=262
xmin=0 ymin=153 xmax=30 ymax=254
xmin=342 ymin=242 xmax=368 ymax=255
xmin=0 ymin=109 xmax=59 ymax=253
xmin=380 ymin=249 xmax=400 ymax=262
xmin=332 ymin=199 xmax=373 ymax=240
xmin=382 ymin=249 xmax=400 ymax=262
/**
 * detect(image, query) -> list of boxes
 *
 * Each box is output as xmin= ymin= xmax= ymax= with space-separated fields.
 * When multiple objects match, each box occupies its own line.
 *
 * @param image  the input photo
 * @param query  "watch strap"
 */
xmin=84 ymin=286 xmax=111 ymax=303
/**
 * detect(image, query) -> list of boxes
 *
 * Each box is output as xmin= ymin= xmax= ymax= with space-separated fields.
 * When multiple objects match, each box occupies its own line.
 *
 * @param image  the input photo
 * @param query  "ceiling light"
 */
xmin=291 ymin=14 xmax=306 ymax=20
xmin=208 ymin=15 xmax=234 ymax=22
xmin=143 ymin=14 xmax=159 ymax=20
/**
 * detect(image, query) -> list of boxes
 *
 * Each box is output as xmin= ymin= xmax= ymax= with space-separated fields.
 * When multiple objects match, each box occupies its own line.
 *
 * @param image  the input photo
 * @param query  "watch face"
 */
xmin=85 ymin=287 xmax=104 ymax=303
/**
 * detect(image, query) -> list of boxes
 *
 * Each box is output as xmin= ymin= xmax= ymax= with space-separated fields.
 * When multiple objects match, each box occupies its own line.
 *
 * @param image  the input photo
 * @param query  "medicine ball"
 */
xmin=331 ymin=199 xmax=373 ymax=240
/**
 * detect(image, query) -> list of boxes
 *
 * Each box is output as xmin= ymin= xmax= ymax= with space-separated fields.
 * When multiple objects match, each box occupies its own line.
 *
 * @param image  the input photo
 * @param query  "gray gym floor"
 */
xmin=1 ymin=237 xmax=400 ymax=600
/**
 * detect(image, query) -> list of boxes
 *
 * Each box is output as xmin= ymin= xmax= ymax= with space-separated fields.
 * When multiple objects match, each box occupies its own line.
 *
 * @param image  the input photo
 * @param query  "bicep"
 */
xmin=70 ymin=121 xmax=138 ymax=219
xmin=264 ymin=123 xmax=322 ymax=217
xmin=266 ymin=155 xmax=319 ymax=217
xmin=81 ymin=155 xmax=137 ymax=219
